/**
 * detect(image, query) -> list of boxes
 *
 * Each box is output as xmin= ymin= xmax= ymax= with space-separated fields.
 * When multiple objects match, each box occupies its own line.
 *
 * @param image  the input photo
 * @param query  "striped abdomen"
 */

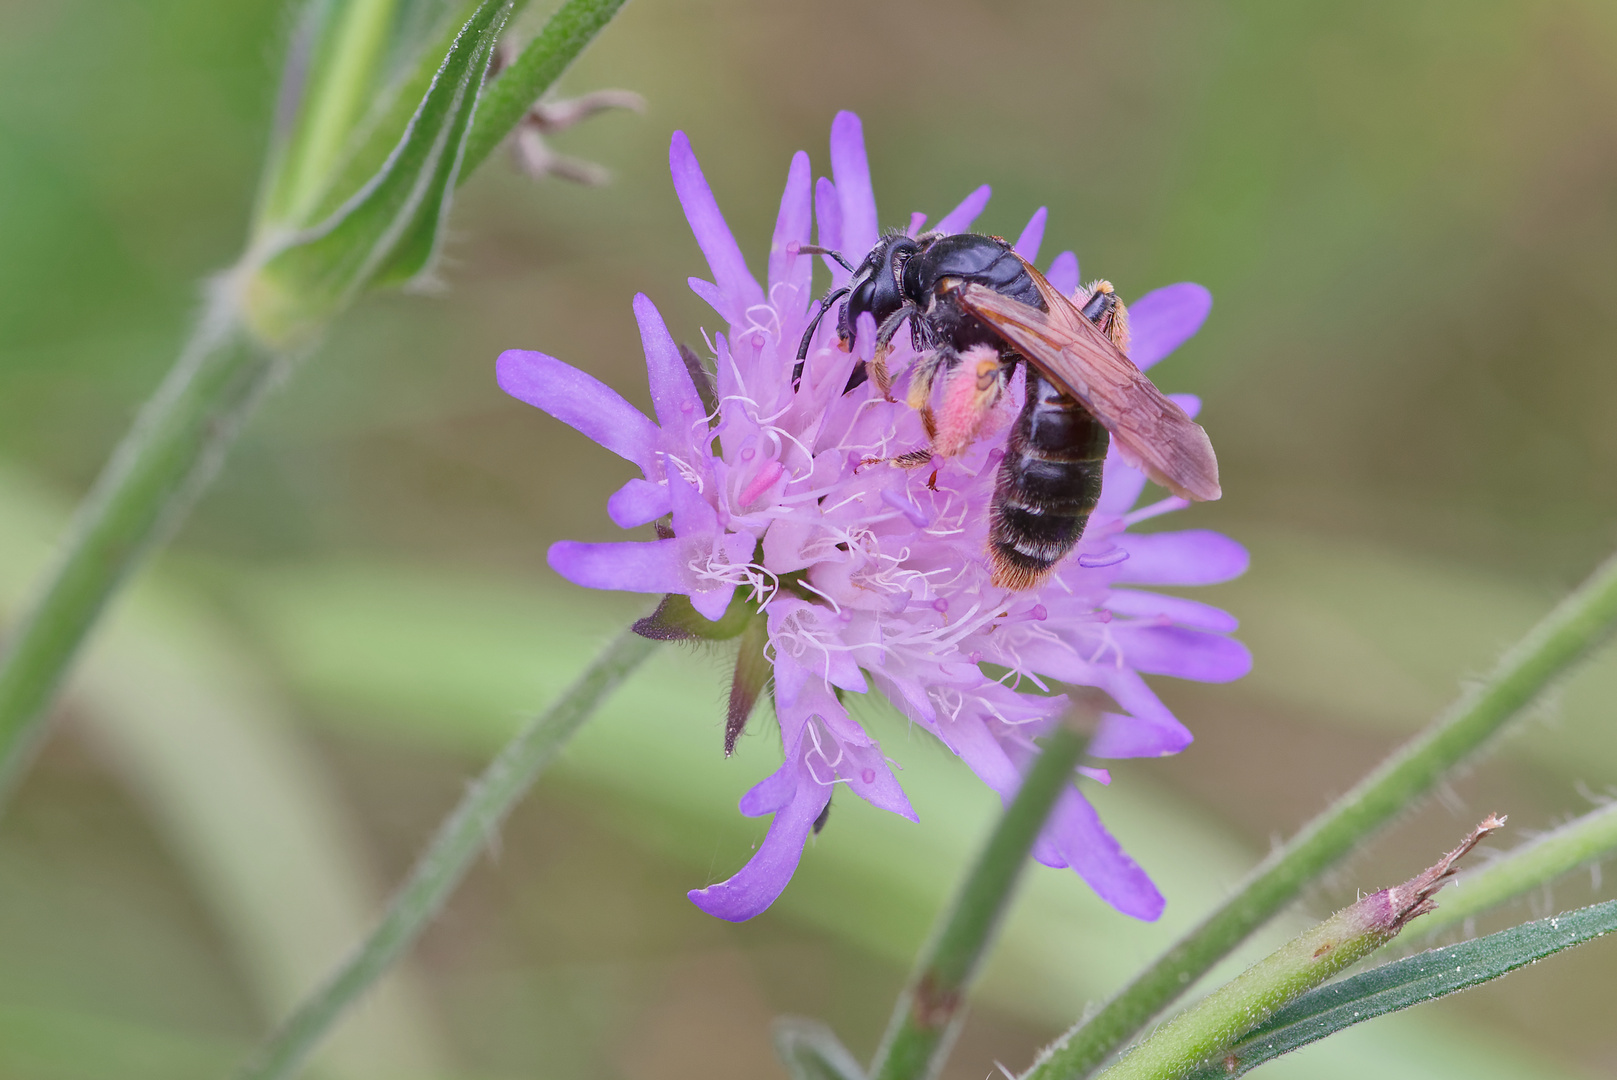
xmin=987 ymin=368 xmax=1109 ymax=591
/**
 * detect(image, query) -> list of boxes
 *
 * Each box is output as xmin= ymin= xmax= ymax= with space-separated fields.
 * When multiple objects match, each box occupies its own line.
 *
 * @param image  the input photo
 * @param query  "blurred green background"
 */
xmin=3 ymin=0 xmax=1617 ymax=1077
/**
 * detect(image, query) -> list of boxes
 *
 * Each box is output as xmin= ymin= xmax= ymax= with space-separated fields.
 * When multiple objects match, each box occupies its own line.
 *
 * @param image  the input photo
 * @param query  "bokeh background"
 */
xmin=3 ymin=1 xmax=1617 ymax=1078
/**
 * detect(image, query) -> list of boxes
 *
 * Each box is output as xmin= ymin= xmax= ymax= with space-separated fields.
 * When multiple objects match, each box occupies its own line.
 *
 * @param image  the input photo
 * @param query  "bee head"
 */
xmin=840 ymin=234 xmax=921 ymax=348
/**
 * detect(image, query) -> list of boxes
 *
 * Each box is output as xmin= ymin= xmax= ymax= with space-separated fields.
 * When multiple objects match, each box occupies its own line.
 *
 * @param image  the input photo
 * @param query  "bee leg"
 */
xmin=931 ymin=344 xmax=1006 ymax=458
xmin=870 ymin=302 xmax=919 ymax=399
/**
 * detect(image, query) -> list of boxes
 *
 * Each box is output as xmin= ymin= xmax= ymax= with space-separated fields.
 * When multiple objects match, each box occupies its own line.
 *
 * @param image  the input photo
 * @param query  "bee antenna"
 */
xmin=799 ymin=244 xmax=856 ymax=273
xmin=792 ymin=286 xmax=851 ymax=388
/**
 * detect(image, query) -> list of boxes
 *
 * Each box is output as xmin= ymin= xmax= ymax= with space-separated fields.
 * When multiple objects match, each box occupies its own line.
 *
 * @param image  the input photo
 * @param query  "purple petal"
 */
xmin=497 ymin=350 xmax=657 ymax=471
xmin=830 ymin=112 xmax=879 ymax=257
xmin=688 ymin=277 xmax=726 ymax=318
xmin=1014 ymin=207 xmax=1047 ymax=263
xmin=815 ymin=176 xmax=844 ymax=273
xmin=1113 ymin=530 xmax=1249 ymax=586
xmin=547 ymin=539 xmax=686 ymax=594
xmin=1104 ymin=589 xmax=1239 ymax=632
xmin=1092 ymin=709 xmax=1193 ymax=759
xmin=1043 ymin=787 xmax=1165 ymax=921
xmin=1088 ymin=670 xmax=1193 ymax=759
xmin=739 ymin=758 xmax=797 ymax=817
xmin=838 ymin=740 xmax=917 ymax=821
xmin=607 ymin=478 xmax=672 ymax=528
xmin=634 ymin=293 xmax=705 ymax=434
xmin=934 ymin=185 xmax=992 ymax=235
xmin=690 ymin=582 xmax=739 ymax=622
xmin=1170 ymin=392 xmax=1201 ymax=419
xmin=1110 ymin=623 xmax=1252 ymax=683
xmin=669 ymin=131 xmax=764 ymax=318
xmin=688 ymin=768 xmax=830 ymax=921
xmin=769 ymin=150 xmax=814 ymax=300
xmin=1046 ymin=251 xmax=1079 ymax=296
xmin=1094 ymin=452 xmax=1149 ymax=518
xmin=935 ymin=711 xmax=1021 ymax=797
xmin=1128 ymin=283 xmax=1211 ymax=372
xmin=668 ymin=470 xmax=719 ymax=538
xmin=770 ymin=637 xmax=814 ymax=709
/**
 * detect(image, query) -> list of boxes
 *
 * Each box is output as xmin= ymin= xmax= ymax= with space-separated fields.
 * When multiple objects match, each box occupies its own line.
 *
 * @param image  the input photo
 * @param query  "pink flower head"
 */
xmin=498 ymin=112 xmax=1249 ymax=923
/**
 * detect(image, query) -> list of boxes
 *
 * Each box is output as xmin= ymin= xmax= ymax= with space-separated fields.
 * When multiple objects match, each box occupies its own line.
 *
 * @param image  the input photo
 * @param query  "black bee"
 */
xmin=794 ymin=231 xmax=1220 ymax=590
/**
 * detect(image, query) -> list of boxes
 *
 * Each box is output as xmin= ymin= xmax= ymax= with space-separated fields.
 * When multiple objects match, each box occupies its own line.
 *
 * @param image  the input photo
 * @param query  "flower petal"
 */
xmin=607 ymin=477 xmax=671 ymax=528
xmin=934 ymin=184 xmax=992 ymax=235
xmin=496 ymin=350 xmax=657 ymax=471
xmin=1104 ymin=589 xmax=1240 ymax=632
xmin=839 ymin=740 xmax=917 ymax=820
xmin=669 ymin=131 xmax=764 ymax=318
xmin=769 ymin=150 xmax=814 ymax=301
xmin=738 ymin=757 xmax=797 ymax=817
xmin=1110 ymin=624 xmax=1252 ymax=682
xmin=1094 ymin=452 xmax=1149 ymax=518
xmin=690 ymin=582 xmax=739 ymax=622
xmin=688 ymin=276 xmax=726 ymax=318
xmin=815 ymin=176 xmax=845 ymax=278
xmin=1128 ymin=283 xmax=1212 ymax=372
xmin=1014 ymin=207 xmax=1047 ymax=263
xmin=688 ymin=765 xmax=830 ymax=921
xmin=831 ymin=111 xmax=879 ymax=258
xmin=634 ymin=293 xmax=706 ymax=435
xmin=1088 ymin=669 xmax=1193 ymax=758
xmin=935 ymin=710 xmax=1022 ymax=797
xmin=547 ymin=539 xmax=686 ymax=594
xmin=1041 ymin=787 xmax=1165 ymax=921
xmin=1046 ymin=250 xmax=1079 ymax=296
xmin=1113 ymin=530 xmax=1249 ymax=586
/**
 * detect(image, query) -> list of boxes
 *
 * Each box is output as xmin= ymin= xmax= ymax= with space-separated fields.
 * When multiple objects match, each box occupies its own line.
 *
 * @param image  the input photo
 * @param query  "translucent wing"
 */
xmin=955 ymin=259 xmax=1221 ymax=502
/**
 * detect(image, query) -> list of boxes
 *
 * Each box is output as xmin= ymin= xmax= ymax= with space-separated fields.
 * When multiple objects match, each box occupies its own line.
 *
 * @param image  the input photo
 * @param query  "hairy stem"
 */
xmin=234 ymin=627 xmax=656 ymax=1080
xmin=1093 ymin=816 xmax=1502 ymax=1080
xmin=0 ymin=288 xmax=286 ymax=801
xmin=1414 ymin=798 xmax=1617 ymax=940
xmin=271 ymin=0 xmax=404 ymax=227
xmin=459 ymin=0 xmax=629 ymax=178
xmin=869 ymin=722 xmax=1090 ymax=1080
xmin=1024 ymin=550 xmax=1617 ymax=1080
xmin=0 ymin=0 xmax=629 ymax=802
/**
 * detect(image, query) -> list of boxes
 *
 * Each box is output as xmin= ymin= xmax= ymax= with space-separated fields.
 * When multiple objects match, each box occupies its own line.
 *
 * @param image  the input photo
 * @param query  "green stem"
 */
xmin=271 ymin=0 xmax=404 ymax=228
xmin=0 ymin=289 xmax=286 ymax=801
xmin=0 ymin=0 xmax=630 ymax=803
xmin=1415 ymin=799 xmax=1617 ymax=940
xmin=233 ymin=627 xmax=656 ymax=1080
xmin=458 ymin=0 xmax=629 ymax=179
xmin=869 ymin=723 xmax=1090 ymax=1080
xmin=1023 ymin=550 xmax=1617 ymax=1080
xmin=1093 ymin=816 xmax=1500 ymax=1080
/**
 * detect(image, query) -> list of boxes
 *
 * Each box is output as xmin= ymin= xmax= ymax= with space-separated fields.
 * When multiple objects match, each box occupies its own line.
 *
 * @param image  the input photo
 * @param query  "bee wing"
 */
xmin=955 ymin=261 xmax=1222 ymax=502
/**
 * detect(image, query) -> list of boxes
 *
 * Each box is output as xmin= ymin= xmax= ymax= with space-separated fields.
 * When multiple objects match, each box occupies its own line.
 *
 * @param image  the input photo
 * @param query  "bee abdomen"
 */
xmin=989 ymin=370 xmax=1109 ymax=591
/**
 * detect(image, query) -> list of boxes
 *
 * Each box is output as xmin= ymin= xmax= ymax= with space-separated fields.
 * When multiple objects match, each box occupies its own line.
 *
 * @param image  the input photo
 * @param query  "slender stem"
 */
xmin=233 ymin=627 xmax=657 ymax=1080
xmin=1092 ymin=816 xmax=1501 ymax=1080
xmin=0 ymin=0 xmax=631 ymax=803
xmin=1023 ymin=550 xmax=1617 ymax=1080
xmin=1414 ymin=799 xmax=1617 ymax=940
xmin=869 ymin=722 xmax=1090 ymax=1080
xmin=0 ymin=289 xmax=285 ymax=801
xmin=458 ymin=0 xmax=629 ymax=179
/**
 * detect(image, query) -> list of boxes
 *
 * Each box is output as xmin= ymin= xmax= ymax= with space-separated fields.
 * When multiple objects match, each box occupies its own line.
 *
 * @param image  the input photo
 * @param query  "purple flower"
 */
xmin=498 ymin=112 xmax=1249 ymax=923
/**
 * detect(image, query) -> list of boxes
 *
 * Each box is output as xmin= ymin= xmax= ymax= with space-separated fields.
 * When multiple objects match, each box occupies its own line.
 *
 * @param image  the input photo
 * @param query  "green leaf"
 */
xmin=774 ymin=1018 xmax=868 ymax=1080
xmin=246 ymin=0 xmax=514 ymax=346
xmin=1185 ymin=899 xmax=1617 ymax=1078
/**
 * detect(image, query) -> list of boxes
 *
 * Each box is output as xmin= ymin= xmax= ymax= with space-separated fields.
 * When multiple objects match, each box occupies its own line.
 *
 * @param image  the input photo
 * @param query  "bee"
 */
xmin=794 ymin=231 xmax=1220 ymax=590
